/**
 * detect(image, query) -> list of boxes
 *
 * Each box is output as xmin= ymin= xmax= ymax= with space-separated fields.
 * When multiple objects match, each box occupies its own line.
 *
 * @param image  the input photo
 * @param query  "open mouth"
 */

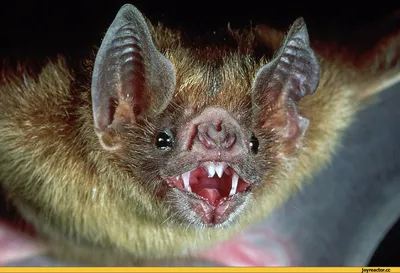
xmin=167 ymin=162 xmax=251 ymax=206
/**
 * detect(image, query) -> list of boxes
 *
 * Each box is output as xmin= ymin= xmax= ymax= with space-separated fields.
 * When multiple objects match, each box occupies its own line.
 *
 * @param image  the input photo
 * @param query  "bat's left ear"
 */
xmin=251 ymin=18 xmax=320 ymax=151
xmin=91 ymin=4 xmax=176 ymax=151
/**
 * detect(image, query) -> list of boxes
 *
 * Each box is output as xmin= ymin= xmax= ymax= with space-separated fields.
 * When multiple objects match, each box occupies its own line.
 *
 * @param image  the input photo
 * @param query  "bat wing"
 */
xmin=357 ymin=30 xmax=400 ymax=100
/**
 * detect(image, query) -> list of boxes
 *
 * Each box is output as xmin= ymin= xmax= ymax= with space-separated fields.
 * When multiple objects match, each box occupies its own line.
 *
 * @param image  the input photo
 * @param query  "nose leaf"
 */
xmin=198 ymin=123 xmax=236 ymax=150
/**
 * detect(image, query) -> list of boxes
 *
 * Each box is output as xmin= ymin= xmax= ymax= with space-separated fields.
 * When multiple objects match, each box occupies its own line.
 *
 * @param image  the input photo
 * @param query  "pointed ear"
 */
xmin=252 ymin=18 xmax=320 ymax=149
xmin=91 ymin=4 xmax=176 ymax=150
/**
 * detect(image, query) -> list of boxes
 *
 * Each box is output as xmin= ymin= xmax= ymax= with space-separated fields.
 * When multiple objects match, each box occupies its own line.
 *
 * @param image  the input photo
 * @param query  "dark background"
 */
xmin=0 ymin=1 xmax=399 ymax=60
xmin=0 ymin=0 xmax=398 ymax=266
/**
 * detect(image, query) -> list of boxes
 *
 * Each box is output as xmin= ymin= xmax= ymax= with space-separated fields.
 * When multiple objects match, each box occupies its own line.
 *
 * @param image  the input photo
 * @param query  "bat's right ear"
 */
xmin=91 ymin=4 xmax=176 ymax=151
xmin=251 ymin=18 xmax=320 ymax=154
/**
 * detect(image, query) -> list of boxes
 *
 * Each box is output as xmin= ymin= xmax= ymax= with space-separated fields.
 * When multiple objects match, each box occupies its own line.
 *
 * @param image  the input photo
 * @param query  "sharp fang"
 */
xmin=176 ymin=175 xmax=180 ymax=181
xmin=229 ymin=173 xmax=239 ymax=196
xmin=206 ymin=165 xmax=216 ymax=178
xmin=215 ymin=163 xmax=224 ymax=178
xmin=182 ymin=171 xmax=192 ymax=191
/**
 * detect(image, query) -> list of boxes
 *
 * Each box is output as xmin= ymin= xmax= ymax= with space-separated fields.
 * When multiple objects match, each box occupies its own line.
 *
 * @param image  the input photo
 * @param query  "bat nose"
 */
xmin=197 ymin=122 xmax=237 ymax=150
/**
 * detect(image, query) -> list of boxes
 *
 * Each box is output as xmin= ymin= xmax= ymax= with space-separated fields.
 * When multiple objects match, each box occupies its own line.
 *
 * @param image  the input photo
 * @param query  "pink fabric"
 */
xmin=0 ymin=219 xmax=293 ymax=266
xmin=198 ymin=228 xmax=294 ymax=266
xmin=0 ymin=220 xmax=46 ymax=265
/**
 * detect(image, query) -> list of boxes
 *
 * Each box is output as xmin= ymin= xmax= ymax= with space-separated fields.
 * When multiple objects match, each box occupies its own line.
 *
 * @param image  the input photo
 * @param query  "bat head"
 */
xmin=91 ymin=4 xmax=320 ymax=228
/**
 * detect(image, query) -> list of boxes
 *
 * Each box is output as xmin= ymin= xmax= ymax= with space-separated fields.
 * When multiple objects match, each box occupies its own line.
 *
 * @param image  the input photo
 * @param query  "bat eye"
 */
xmin=249 ymin=133 xmax=259 ymax=154
xmin=156 ymin=129 xmax=174 ymax=151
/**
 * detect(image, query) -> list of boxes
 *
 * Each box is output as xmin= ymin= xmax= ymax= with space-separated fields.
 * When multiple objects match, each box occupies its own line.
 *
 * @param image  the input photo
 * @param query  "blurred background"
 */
xmin=0 ymin=1 xmax=399 ymax=60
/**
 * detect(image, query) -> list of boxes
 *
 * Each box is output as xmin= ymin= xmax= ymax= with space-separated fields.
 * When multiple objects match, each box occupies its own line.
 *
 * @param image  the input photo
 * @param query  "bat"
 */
xmin=0 ymin=3 xmax=399 ymax=266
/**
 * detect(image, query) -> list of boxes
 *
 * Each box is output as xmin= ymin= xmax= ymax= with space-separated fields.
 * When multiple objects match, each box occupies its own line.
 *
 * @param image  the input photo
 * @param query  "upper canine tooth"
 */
xmin=215 ymin=163 xmax=225 ymax=178
xmin=229 ymin=173 xmax=239 ymax=196
xmin=182 ymin=171 xmax=192 ymax=192
xmin=206 ymin=164 xmax=216 ymax=178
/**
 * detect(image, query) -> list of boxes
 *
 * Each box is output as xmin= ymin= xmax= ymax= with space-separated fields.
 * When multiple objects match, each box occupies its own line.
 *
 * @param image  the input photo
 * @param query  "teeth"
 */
xmin=215 ymin=163 xmax=225 ymax=178
xmin=204 ymin=162 xmax=226 ymax=178
xmin=175 ymin=163 xmax=242 ymax=196
xmin=206 ymin=165 xmax=216 ymax=178
xmin=229 ymin=173 xmax=239 ymax=196
xmin=181 ymin=171 xmax=192 ymax=192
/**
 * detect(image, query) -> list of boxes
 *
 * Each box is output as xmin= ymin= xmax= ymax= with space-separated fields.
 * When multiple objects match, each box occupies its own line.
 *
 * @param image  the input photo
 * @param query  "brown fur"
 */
xmin=0 ymin=15 xmax=399 ymax=265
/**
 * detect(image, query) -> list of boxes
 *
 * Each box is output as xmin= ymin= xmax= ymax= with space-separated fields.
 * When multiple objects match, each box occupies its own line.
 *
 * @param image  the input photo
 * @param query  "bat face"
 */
xmin=91 ymin=4 xmax=320 ymax=228
xmin=141 ymin=106 xmax=261 ymax=227
xmin=111 ymin=59 xmax=269 ymax=228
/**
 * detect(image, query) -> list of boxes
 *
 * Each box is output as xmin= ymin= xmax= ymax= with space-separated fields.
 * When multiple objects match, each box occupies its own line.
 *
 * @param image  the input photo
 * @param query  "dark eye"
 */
xmin=249 ymin=133 xmax=259 ymax=154
xmin=156 ymin=130 xmax=174 ymax=151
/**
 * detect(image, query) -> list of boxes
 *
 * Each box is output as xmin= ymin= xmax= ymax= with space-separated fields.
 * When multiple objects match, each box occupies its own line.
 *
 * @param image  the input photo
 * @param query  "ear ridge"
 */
xmin=91 ymin=4 xmax=176 ymax=136
xmin=252 ymin=18 xmax=320 ymax=148
xmin=253 ymin=18 xmax=320 ymax=107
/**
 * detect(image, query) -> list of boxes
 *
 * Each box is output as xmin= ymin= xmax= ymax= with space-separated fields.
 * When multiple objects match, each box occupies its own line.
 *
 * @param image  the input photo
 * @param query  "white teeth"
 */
xmin=206 ymin=165 xmax=216 ymax=178
xmin=229 ymin=173 xmax=239 ymax=196
xmin=181 ymin=171 xmax=192 ymax=192
xmin=204 ymin=162 xmax=226 ymax=178
xmin=176 ymin=163 xmax=241 ymax=196
xmin=215 ymin=163 xmax=224 ymax=178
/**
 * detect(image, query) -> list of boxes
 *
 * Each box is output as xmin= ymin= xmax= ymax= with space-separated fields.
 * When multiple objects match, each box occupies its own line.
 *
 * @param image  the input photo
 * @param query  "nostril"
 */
xmin=197 ymin=122 xmax=237 ymax=150
xmin=224 ymin=133 xmax=236 ymax=149
xmin=198 ymin=133 xmax=216 ymax=149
